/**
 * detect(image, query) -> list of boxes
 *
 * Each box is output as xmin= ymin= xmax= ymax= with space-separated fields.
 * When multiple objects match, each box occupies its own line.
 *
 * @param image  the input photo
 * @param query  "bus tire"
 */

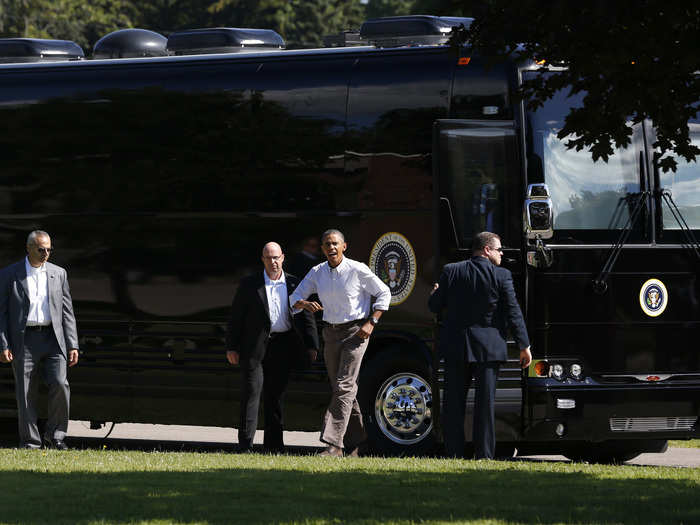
xmin=359 ymin=348 xmax=436 ymax=456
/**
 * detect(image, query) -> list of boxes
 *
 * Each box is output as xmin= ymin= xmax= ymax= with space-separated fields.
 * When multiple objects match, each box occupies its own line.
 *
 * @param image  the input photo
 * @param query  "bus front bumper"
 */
xmin=522 ymin=379 xmax=700 ymax=442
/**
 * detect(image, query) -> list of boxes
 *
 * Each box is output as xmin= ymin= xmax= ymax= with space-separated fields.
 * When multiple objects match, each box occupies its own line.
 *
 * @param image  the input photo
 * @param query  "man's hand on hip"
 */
xmin=0 ymin=349 xmax=13 ymax=363
xmin=357 ymin=321 xmax=374 ymax=340
xmin=68 ymin=349 xmax=79 ymax=367
xmin=226 ymin=350 xmax=240 ymax=365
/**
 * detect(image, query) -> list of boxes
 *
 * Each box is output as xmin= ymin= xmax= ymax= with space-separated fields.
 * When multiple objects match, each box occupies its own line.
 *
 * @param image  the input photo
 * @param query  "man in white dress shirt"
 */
xmin=226 ymin=242 xmax=318 ymax=453
xmin=0 ymin=230 xmax=79 ymax=449
xmin=291 ymin=229 xmax=391 ymax=457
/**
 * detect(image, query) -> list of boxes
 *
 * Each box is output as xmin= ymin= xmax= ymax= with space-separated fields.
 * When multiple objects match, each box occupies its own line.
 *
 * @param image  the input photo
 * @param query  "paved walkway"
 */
xmin=67 ymin=421 xmax=700 ymax=466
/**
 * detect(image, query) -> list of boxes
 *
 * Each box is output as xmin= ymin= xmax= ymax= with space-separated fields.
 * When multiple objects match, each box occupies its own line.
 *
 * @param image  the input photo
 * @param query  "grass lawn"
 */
xmin=0 ymin=448 xmax=698 ymax=525
xmin=670 ymin=439 xmax=700 ymax=448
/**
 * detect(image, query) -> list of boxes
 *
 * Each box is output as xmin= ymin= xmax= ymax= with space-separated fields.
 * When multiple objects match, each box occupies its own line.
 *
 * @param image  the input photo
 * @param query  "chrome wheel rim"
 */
xmin=374 ymin=372 xmax=433 ymax=445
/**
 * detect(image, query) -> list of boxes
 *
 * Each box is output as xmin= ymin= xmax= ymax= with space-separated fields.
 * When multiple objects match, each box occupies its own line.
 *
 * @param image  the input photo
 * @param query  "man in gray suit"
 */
xmin=0 ymin=230 xmax=79 ymax=449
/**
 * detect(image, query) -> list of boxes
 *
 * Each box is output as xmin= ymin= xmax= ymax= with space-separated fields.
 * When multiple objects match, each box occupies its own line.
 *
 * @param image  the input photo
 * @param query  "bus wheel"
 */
xmin=359 ymin=349 xmax=435 ymax=456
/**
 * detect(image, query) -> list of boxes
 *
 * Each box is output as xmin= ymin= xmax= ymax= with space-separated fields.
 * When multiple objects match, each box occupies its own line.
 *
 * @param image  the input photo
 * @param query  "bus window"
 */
xmin=524 ymin=73 xmax=643 ymax=240
xmin=658 ymin=120 xmax=700 ymax=230
xmin=436 ymin=120 xmax=519 ymax=248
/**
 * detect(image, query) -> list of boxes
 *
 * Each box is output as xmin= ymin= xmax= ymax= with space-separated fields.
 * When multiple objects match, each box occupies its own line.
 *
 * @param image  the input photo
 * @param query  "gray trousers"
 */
xmin=320 ymin=321 xmax=369 ymax=449
xmin=12 ymin=328 xmax=70 ymax=448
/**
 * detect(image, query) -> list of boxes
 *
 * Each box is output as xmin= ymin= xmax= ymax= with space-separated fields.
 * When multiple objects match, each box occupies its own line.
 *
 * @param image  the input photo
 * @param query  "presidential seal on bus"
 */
xmin=369 ymin=232 xmax=417 ymax=306
xmin=639 ymin=278 xmax=668 ymax=317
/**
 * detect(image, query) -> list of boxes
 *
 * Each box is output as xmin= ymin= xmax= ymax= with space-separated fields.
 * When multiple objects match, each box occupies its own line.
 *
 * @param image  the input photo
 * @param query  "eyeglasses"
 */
xmin=490 ymin=246 xmax=504 ymax=253
xmin=262 ymin=255 xmax=283 ymax=262
xmin=36 ymin=247 xmax=52 ymax=254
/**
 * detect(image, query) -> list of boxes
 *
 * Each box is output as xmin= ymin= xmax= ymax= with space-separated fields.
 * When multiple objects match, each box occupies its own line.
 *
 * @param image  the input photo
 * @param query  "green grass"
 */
xmin=0 ymin=449 xmax=698 ymax=525
xmin=670 ymin=439 xmax=700 ymax=448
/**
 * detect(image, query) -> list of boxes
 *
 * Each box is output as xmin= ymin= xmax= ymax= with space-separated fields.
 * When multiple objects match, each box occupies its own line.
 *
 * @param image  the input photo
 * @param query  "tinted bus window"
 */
xmin=437 ymin=122 xmax=519 ymax=246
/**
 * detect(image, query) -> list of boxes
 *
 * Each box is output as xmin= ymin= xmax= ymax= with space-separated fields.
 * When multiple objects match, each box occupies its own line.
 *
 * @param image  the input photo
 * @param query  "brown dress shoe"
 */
xmin=319 ymin=445 xmax=343 ymax=457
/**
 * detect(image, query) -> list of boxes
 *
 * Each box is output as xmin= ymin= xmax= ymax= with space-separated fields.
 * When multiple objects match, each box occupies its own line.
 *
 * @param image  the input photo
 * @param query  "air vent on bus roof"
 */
xmin=359 ymin=15 xmax=473 ymax=47
xmin=92 ymin=29 xmax=167 ymax=59
xmin=0 ymin=38 xmax=84 ymax=63
xmin=166 ymin=28 xmax=285 ymax=56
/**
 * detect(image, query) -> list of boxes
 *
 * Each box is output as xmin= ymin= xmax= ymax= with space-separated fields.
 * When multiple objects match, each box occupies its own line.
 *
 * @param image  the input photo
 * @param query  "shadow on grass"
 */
xmin=0 ymin=465 xmax=697 ymax=524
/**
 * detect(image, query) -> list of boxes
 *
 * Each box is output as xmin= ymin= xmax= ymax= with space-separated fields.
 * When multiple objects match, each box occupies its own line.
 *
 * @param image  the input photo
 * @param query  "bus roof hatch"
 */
xmin=359 ymin=15 xmax=473 ymax=47
xmin=166 ymin=28 xmax=285 ymax=56
xmin=0 ymin=38 xmax=84 ymax=63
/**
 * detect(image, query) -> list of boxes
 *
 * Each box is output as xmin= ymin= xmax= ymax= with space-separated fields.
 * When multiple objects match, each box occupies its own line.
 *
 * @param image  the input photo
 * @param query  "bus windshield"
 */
xmin=658 ymin=120 xmax=700 ymax=230
xmin=524 ymin=72 xmax=642 ymax=233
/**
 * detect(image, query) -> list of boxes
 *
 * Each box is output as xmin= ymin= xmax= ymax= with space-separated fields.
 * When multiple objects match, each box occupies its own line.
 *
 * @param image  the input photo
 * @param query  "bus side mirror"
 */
xmin=524 ymin=183 xmax=553 ymax=239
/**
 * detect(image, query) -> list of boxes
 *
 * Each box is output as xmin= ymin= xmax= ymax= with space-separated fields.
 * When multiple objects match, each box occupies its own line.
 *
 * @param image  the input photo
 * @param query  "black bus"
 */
xmin=0 ymin=16 xmax=697 ymax=461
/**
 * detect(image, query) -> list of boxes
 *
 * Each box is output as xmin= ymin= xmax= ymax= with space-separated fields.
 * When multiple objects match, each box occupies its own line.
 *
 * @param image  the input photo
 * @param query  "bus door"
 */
xmin=433 ymin=119 xmax=527 ymax=444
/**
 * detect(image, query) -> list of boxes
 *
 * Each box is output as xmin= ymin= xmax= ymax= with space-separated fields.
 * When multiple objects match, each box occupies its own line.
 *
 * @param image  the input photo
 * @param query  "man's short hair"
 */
xmin=472 ymin=231 xmax=500 ymax=252
xmin=321 ymin=229 xmax=345 ymax=243
xmin=27 ymin=230 xmax=50 ymax=246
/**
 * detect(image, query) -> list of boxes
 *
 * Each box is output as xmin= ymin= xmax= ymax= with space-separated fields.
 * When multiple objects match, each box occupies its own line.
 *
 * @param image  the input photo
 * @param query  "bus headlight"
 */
xmin=551 ymin=363 xmax=565 ymax=380
xmin=570 ymin=363 xmax=583 ymax=379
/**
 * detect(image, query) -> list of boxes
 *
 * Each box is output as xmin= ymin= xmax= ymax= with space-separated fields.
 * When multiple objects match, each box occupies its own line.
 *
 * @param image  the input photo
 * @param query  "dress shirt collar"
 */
xmin=25 ymin=257 xmax=46 ymax=275
xmin=263 ymin=270 xmax=286 ymax=286
xmin=327 ymin=256 xmax=348 ymax=274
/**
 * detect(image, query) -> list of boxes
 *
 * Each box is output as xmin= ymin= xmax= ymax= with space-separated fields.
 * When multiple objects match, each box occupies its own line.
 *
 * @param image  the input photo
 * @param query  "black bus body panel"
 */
xmin=0 ymin=47 xmax=464 ymax=439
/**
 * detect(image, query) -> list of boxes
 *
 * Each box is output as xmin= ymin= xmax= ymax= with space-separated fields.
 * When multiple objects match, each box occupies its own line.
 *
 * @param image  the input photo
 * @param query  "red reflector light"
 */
xmin=458 ymin=57 xmax=471 ymax=66
xmin=646 ymin=375 xmax=661 ymax=382
xmin=534 ymin=361 xmax=549 ymax=377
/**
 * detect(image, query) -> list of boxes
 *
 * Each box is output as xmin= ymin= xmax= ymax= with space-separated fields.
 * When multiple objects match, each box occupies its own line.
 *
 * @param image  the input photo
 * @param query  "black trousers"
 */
xmin=238 ymin=331 xmax=294 ymax=451
xmin=444 ymin=349 xmax=501 ymax=459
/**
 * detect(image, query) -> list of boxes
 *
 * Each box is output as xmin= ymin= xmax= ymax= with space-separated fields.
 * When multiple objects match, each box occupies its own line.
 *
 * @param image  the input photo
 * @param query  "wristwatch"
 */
xmin=369 ymin=317 xmax=380 ymax=326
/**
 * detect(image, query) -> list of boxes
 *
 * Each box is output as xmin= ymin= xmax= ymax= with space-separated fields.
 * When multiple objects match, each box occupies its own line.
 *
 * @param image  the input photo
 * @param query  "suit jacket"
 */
xmin=0 ymin=259 xmax=79 ymax=357
xmin=428 ymin=256 xmax=529 ymax=363
xmin=226 ymin=271 xmax=318 ymax=363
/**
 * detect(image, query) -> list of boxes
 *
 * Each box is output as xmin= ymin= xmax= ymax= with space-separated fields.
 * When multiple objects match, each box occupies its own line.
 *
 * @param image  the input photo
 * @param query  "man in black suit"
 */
xmin=429 ymin=231 xmax=531 ymax=459
xmin=226 ymin=242 xmax=319 ymax=453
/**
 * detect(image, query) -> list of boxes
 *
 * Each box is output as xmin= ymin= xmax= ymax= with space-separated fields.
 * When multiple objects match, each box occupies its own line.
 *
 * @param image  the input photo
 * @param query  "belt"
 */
xmin=323 ymin=319 xmax=365 ymax=329
xmin=25 ymin=325 xmax=51 ymax=332
xmin=268 ymin=330 xmax=293 ymax=340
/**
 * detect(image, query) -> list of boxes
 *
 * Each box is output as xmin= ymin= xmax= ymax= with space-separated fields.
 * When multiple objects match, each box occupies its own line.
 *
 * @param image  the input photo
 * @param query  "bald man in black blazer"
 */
xmin=226 ymin=242 xmax=318 ymax=453
xmin=429 ymin=232 xmax=531 ymax=459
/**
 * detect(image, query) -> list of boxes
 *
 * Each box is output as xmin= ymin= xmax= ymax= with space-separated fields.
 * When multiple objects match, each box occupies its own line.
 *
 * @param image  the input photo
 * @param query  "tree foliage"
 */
xmin=457 ymin=1 xmax=700 ymax=171
xmin=0 ymin=0 xmax=136 ymax=49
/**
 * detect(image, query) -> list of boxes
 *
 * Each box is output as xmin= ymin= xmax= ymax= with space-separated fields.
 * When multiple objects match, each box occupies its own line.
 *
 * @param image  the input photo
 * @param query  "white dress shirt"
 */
xmin=264 ymin=271 xmax=292 ymax=333
xmin=25 ymin=257 xmax=51 ymax=326
xmin=289 ymin=257 xmax=391 ymax=324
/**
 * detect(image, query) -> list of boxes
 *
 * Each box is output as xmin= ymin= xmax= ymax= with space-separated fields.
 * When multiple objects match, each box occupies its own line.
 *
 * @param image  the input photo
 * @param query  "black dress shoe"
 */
xmin=43 ymin=438 xmax=69 ymax=450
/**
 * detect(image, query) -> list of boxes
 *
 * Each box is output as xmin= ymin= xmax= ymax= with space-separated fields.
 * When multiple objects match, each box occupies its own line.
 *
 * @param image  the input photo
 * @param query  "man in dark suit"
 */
xmin=226 ymin=241 xmax=318 ymax=453
xmin=429 ymin=231 xmax=531 ymax=459
xmin=0 ymin=230 xmax=79 ymax=449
